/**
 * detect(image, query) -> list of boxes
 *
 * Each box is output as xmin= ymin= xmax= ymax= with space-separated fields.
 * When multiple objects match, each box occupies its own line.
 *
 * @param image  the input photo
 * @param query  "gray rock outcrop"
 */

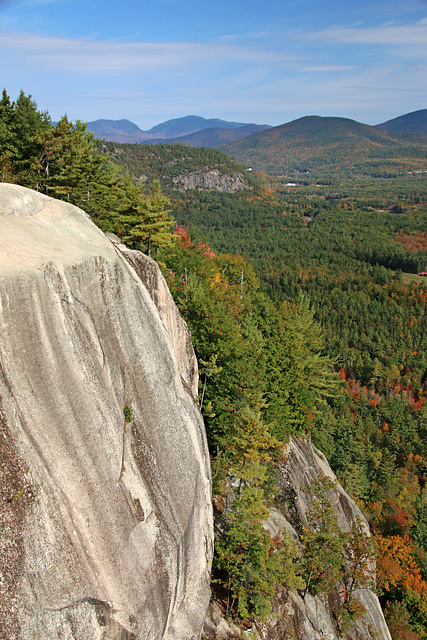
xmin=0 ymin=184 xmax=214 ymax=640
xmin=268 ymin=437 xmax=391 ymax=640
xmin=204 ymin=437 xmax=391 ymax=640
xmin=172 ymin=169 xmax=248 ymax=192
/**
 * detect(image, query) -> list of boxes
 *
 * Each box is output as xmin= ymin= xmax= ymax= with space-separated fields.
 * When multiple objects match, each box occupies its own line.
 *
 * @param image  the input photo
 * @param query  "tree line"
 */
xmin=0 ymin=89 xmax=175 ymax=256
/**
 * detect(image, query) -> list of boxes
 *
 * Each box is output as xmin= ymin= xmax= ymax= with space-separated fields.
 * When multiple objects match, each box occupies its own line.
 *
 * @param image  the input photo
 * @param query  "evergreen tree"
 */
xmin=0 ymin=89 xmax=15 ymax=181
xmin=263 ymin=295 xmax=339 ymax=439
xmin=214 ymin=485 xmax=303 ymax=619
xmin=230 ymin=406 xmax=280 ymax=484
xmin=33 ymin=116 xmax=105 ymax=206
xmin=0 ymin=92 xmax=123 ymax=223
xmin=12 ymin=90 xmax=51 ymax=183
xmin=0 ymin=88 xmax=50 ymax=184
xmin=120 ymin=179 xmax=176 ymax=256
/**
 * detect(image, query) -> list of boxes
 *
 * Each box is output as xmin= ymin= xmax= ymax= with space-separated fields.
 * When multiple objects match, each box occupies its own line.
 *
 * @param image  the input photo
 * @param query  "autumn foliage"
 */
xmin=377 ymin=534 xmax=427 ymax=595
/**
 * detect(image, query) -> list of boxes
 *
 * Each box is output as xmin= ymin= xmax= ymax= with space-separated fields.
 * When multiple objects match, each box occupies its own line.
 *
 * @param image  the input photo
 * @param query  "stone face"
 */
xmin=172 ymin=169 xmax=248 ymax=192
xmin=255 ymin=437 xmax=392 ymax=640
xmin=0 ymin=184 xmax=213 ymax=640
xmin=204 ymin=437 xmax=391 ymax=640
xmin=113 ymin=242 xmax=199 ymax=399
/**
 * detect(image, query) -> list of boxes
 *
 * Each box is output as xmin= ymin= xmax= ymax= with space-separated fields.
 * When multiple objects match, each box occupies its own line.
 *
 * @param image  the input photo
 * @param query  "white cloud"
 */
xmin=297 ymin=65 xmax=354 ymax=72
xmin=0 ymin=31 xmax=300 ymax=73
xmin=299 ymin=24 xmax=427 ymax=47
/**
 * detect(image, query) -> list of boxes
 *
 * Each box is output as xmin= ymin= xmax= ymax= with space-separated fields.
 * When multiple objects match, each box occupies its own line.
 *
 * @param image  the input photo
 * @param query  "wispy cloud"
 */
xmin=1 ymin=17 xmax=426 ymax=128
xmin=299 ymin=24 xmax=427 ymax=46
xmin=217 ymin=31 xmax=276 ymax=44
xmin=298 ymin=65 xmax=354 ymax=72
xmin=0 ymin=31 xmax=300 ymax=72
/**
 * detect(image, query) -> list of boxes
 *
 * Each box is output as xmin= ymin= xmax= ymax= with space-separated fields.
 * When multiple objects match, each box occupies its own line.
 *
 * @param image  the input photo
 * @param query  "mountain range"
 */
xmin=88 ymin=108 xmax=427 ymax=148
xmin=87 ymin=115 xmax=270 ymax=145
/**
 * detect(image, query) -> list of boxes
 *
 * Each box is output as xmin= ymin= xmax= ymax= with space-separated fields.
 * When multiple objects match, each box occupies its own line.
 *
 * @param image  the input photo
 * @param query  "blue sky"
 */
xmin=1 ymin=0 xmax=427 ymax=129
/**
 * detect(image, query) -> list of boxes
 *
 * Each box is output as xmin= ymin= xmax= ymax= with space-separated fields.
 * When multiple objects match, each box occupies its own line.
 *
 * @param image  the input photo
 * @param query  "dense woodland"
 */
xmin=220 ymin=115 xmax=427 ymax=178
xmin=165 ymin=184 xmax=427 ymax=637
xmin=1 ymin=89 xmax=427 ymax=639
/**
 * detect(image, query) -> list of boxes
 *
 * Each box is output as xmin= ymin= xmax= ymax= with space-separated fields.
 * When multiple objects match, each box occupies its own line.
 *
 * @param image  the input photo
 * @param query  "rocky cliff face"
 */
xmin=204 ymin=437 xmax=391 ymax=640
xmin=171 ymin=169 xmax=248 ymax=192
xmin=0 ymin=184 xmax=214 ymax=640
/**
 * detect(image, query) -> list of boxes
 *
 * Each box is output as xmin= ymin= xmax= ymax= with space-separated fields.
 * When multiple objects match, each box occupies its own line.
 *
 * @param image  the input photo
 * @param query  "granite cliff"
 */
xmin=171 ymin=169 xmax=248 ymax=192
xmin=204 ymin=437 xmax=391 ymax=640
xmin=0 ymin=183 xmax=213 ymax=640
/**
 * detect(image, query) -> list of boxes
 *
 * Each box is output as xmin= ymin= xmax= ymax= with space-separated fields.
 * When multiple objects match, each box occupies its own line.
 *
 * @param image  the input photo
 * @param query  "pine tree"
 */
xmin=0 ymin=89 xmax=14 ymax=181
xmin=231 ymin=406 xmax=280 ymax=484
xmin=120 ymin=180 xmax=176 ymax=257
xmin=0 ymin=89 xmax=50 ymax=185
xmin=33 ymin=116 xmax=105 ymax=206
xmin=264 ymin=294 xmax=339 ymax=440
xmin=13 ymin=91 xmax=51 ymax=185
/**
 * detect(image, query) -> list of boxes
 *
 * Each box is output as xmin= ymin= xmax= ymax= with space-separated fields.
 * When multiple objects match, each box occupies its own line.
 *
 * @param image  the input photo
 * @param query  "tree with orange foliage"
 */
xmin=376 ymin=534 xmax=427 ymax=593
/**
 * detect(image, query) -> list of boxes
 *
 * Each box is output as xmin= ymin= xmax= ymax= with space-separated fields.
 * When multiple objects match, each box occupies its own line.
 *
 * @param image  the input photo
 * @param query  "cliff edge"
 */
xmin=0 ymin=183 xmax=213 ymax=640
xmin=204 ymin=437 xmax=391 ymax=640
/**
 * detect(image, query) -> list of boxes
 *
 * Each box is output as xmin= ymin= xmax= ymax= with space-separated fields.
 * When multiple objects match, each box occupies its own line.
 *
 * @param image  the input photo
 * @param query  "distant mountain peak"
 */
xmin=376 ymin=109 xmax=427 ymax=137
xmin=87 ymin=118 xmax=152 ymax=143
xmin=147 ymin=115 xmax=258 ymax=138
xmin=89 ymin=118 xmax=143 ymax=134
xmin=220 ymin=114 xmax=427 ymax=176
xmin=87 ymin=115 xmax=271 ymax=146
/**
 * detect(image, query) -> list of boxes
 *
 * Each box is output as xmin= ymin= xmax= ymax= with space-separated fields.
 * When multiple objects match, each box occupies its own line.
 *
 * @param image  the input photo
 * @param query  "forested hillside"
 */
xmin=100 ymin=140 xmax=252 ymax=189
xmin=1 ymin=89 xmax=427 ymax=639
xmin=377 ymin=109 xmax=427 ymax=137
xmin=220 ymin=115 xmax=427 ymax=177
